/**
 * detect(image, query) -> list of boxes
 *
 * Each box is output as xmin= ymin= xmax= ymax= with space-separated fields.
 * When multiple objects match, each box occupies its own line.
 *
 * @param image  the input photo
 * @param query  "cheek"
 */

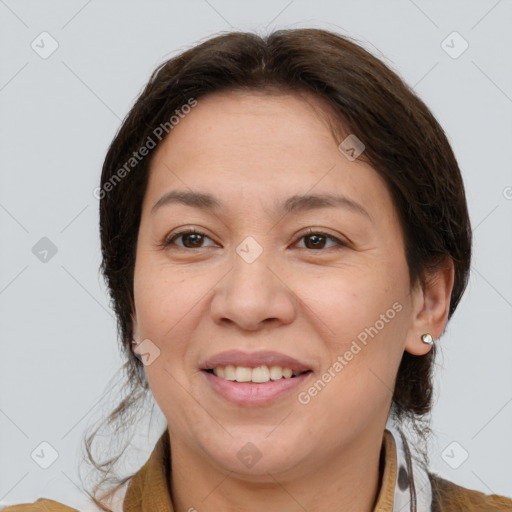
xmin=133 ymin=251 xmax=197 ymax=330
xmin=295 ymin=262 xmax=403 ymax=338
xmin=132 ymin=259 xmax=217 ymax=382
xmin=132 ymin=264 xmax=198 ymax=409
xmin=297 ymin=288 xmax=408 ymax=435
xmin=293 ymin=257 xmax=410 ymax=383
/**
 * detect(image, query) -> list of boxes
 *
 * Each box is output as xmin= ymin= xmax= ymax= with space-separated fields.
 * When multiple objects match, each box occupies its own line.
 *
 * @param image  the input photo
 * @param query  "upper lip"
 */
xmin=200 ymin=350 xmax=312 ymax=373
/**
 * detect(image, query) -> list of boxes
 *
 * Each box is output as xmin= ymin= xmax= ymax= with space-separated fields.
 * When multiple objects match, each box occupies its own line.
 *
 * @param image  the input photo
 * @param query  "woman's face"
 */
xmin=131 ymin=90 xmax=432 ymax=477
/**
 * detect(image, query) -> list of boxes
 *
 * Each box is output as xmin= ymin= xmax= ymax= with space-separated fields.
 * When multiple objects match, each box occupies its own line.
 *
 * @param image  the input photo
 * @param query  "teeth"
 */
xmin=212 ymin=365 xmax=302 ymax=382
xmin=282 ymin=367 xmax=293 ymax=378
xmin=269 ymin=366 xmax=283 ymax=380
xmin=235 ymin=366 xmax=252 ymax=382
xmin=252 ymin=366 xmax=270 ymax=383
xmin=224 ymin=365 xmax=236 ymax=381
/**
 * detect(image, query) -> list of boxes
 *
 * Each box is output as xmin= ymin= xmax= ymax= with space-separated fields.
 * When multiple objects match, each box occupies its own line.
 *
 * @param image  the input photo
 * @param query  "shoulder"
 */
xmin=0 ymin=498 xmax=79 ymax=511
xmin=429 ymin=472 xmax=512 ymax=511
xmin=0 ymin=482 xmax=127 ymax=512
xmin=0 ymin=497 xmax=109 ymax=511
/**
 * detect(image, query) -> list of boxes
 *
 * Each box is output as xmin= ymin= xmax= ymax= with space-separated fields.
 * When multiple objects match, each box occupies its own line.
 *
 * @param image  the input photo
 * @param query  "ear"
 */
xmin=130 ymin=312 xmax=141 ymax=356
xmin=404 ymin=256 xmax=455 ymax=356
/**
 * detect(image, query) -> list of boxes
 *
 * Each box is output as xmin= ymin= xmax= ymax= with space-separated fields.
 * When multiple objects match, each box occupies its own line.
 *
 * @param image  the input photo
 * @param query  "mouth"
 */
xmin=199 ymin=350 xmax=313 ymax=406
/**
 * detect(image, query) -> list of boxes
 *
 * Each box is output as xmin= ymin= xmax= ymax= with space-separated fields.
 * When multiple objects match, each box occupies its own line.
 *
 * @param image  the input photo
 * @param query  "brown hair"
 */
xmin=83 ymin=28 xmax=472 ymax=509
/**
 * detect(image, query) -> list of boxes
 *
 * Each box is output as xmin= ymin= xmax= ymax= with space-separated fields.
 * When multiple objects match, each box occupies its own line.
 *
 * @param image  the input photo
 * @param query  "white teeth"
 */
xmin=252 ymin=366 xmax=270 ymax=383
xmin=269 ymin=365 xmax=283 ymax=380
xmin=224 ymin=365 xmax=236 ymax=381
xmin=212 ymin=365 xmax=303 ymax=382
xmin=235 ymin=366 xmax=252 ymax=382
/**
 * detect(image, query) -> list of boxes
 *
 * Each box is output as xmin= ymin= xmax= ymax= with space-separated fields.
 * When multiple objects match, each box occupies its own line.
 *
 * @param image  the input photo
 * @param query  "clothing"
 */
xmin=2 ymin=422 xmax=511 ymax=512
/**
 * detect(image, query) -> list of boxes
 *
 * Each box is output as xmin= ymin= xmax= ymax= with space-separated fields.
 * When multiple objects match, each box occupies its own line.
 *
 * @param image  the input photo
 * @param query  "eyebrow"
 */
xmin=150 ymin=190 xmax=372 ymax=220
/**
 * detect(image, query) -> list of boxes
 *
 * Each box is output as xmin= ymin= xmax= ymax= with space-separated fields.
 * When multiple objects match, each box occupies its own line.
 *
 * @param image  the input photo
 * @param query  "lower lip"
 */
xmin=202 ymin=370 xmax=312 ymax=407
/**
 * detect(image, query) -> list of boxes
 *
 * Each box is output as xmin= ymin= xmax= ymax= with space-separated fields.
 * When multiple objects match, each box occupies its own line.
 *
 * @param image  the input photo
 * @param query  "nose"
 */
xmin=210 ymin=251 xmax=297 ymax=331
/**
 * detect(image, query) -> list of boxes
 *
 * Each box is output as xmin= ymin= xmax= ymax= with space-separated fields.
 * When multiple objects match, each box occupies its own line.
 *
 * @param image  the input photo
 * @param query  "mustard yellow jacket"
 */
xmin=2 ymin=430 xmax=511 ymax=511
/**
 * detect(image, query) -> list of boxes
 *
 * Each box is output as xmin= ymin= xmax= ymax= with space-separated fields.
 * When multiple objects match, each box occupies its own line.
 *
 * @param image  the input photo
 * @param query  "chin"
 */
xmin=214 ymin=450 xmax=303 ymax=479
xmin=199 ymin=431 xmax=308 ymax=477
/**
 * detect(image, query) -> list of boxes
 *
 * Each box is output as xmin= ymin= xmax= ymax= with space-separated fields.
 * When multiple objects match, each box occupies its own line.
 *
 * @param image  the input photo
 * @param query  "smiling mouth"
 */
xmin=203 ymin=365 xmax=312 ymax=383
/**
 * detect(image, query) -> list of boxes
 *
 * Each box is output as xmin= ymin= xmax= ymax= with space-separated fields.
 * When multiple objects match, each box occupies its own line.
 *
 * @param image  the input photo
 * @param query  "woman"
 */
xmin=4 ymin=28 xmax=511 ymax=512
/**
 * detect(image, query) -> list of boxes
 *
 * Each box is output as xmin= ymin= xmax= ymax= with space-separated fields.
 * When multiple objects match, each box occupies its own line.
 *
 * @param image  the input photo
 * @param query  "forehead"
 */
xmin=150 ymin=90 xmax=344 ymax=169
xmin=143 ymin=91 xmax=395 ymax=223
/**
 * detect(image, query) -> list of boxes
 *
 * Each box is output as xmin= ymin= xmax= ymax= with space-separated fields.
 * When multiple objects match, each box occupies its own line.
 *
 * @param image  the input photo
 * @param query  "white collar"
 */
xmin=385 ymin=415 xmax=433 ymax=512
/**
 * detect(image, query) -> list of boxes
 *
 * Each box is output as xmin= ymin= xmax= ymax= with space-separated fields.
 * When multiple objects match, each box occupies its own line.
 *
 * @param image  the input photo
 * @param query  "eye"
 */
xmin=295 ymin=229 xmax=347 ymax=250
xmin=160 ymin=228 xmax=347 ymax=251
xmin=163 ymin=228 xmax=218 ymax=249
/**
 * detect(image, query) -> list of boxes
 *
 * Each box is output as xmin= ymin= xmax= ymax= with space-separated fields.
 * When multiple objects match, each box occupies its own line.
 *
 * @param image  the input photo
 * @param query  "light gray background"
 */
xmin=1 ymin=0 xmax=511 ymax=509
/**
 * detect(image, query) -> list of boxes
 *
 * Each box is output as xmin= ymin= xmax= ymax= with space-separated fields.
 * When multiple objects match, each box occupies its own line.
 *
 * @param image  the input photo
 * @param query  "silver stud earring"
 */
xmin=421 ymin=333 xmax=434 ymax=345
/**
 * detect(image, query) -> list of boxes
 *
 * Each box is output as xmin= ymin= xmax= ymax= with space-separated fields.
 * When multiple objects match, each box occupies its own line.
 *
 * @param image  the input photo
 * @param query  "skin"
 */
xmin=131 ymin=90 xmax=454 ymax=512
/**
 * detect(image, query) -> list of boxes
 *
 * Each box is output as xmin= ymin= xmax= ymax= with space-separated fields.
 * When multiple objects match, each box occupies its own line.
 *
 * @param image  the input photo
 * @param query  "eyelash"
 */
xmin=160 ymin=227 xmax=348 ymax=251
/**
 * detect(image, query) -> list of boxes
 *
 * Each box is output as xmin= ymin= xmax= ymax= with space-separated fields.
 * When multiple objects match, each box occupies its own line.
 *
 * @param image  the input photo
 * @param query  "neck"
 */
xmin=169 ymin=425 xmax=387 ymax=512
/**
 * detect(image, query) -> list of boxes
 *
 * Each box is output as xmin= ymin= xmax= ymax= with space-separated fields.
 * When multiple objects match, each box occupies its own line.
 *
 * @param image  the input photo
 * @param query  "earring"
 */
xmin=421 ymin=333 xmax=434 ymax=345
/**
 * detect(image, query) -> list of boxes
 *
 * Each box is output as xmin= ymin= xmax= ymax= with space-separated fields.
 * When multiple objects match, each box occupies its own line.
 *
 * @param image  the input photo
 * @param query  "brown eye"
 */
xmin=296 ymin=231 xmax=346 ymax=250
xmin=179 ymin=233 xmax=205 ymax=248
xmin=164 ymin=229 xmax=216 ymax=249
